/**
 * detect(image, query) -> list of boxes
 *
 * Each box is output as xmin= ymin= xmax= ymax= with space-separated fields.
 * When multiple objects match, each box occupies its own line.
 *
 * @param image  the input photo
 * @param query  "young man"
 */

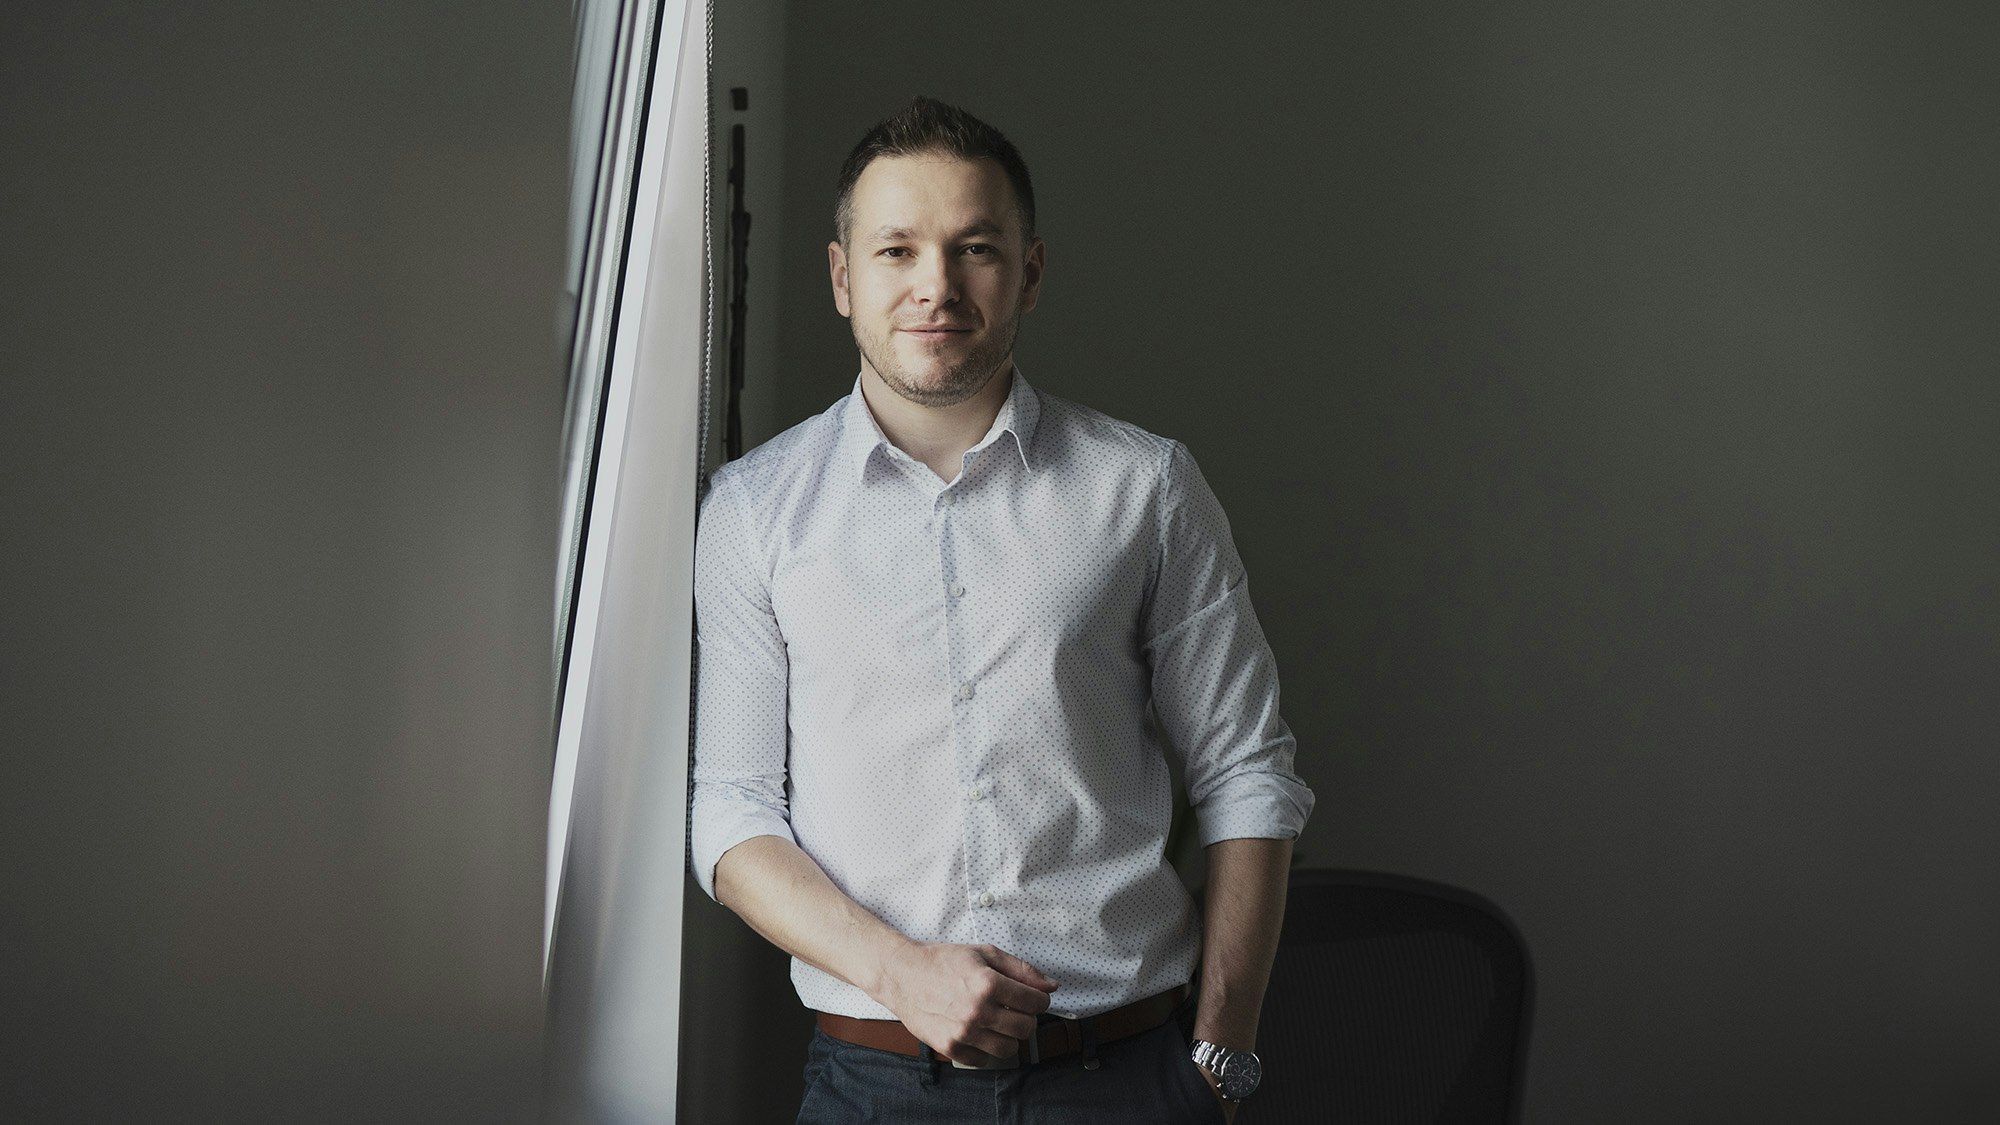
xmin=690 ymin=97 xmax=1313 ymax=1123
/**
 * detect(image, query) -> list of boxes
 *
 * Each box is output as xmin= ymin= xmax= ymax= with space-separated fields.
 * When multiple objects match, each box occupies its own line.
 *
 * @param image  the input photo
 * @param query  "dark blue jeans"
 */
xmin=797 ymin=993 xmax=1226 ymax=1124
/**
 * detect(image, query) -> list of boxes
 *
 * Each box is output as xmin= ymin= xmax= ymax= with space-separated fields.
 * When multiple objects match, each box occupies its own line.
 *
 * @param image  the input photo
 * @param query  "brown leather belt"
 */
xmin=817 ymin=984 xmax=1187 ymax=1068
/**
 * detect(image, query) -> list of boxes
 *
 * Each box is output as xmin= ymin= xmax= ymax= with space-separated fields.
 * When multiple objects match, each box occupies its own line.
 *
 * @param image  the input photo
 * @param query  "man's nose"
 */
xmin=910 ymin=252 xmax=960 ymax=307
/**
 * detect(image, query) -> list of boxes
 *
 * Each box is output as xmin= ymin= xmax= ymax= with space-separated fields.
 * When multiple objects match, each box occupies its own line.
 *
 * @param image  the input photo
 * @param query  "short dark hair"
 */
xmin=833 ymin=96 xmax=1036 ymax=246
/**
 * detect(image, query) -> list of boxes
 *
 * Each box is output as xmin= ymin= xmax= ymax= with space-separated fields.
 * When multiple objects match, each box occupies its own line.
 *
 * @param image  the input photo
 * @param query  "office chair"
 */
xmin=1247 ymin=869 xmax=1533 ymax=1124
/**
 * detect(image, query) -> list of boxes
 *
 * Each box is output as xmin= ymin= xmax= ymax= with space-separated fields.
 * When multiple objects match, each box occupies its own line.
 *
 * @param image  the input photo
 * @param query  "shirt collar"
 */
xmin=839 ymin=366 xmax=1040 ymax=483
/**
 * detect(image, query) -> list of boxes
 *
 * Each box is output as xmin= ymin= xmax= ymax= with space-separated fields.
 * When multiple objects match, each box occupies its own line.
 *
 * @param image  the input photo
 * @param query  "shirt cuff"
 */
xmin=689 ymin=791 xmax=797 ymax=900
xmin=1191 ymin=767 xmax=1315 ymax=848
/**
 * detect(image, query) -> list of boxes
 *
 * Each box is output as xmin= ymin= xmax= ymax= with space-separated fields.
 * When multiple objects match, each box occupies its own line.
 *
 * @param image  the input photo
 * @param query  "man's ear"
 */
xmin=828 ymin=240 xmax=852 ymax=318
xmin=1019 ymin=237 xmax=1046 ymax=315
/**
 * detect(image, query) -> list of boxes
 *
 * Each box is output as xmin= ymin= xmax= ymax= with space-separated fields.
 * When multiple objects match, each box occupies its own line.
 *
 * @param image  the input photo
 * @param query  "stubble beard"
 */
xmin=856 ymin=298 xmax=1024 ymax=409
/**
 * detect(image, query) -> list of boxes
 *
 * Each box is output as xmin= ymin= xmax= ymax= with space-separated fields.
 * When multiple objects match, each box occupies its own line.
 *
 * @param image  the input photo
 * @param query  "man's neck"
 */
xmin=858 ymin=362 xmax=1013 ymax=483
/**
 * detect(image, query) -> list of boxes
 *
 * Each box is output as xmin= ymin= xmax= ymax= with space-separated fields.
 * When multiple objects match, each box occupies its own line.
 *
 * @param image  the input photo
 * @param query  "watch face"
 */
xmin=1218 ymin=1051 xmax=1262 ymax=1100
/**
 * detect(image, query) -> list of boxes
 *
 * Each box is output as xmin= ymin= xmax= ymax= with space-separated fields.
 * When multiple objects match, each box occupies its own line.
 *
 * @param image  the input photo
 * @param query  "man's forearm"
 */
xmin=1193 ymin=836 xmax=1293 ymax=1050
xmin=713 ymin=834 xmax=909 ymax=996
xmin=712 ymin=834 xmax=1059 ymax=1064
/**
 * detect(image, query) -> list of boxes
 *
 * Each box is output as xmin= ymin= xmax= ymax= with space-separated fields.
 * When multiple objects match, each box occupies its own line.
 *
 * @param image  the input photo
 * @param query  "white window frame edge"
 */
xmin=545 ymin=0 xmax=696 ymax=976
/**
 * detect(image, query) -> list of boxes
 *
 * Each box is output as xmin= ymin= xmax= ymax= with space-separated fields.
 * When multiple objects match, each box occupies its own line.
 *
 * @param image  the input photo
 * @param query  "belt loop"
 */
xmin=917 ymin=1043 xmax=940 ymax=1087
xmin=1079 ymin=1017 xmax=1101 ymax=1071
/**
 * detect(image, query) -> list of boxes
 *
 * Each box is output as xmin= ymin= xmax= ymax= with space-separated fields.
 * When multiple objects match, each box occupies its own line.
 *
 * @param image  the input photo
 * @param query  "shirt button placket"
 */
xmin=937 ymin=484 xmax=988 ymax=939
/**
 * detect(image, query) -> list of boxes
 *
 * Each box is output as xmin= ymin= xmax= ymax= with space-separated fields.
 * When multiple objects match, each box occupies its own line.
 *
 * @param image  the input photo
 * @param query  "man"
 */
xmin=690 ymin=97 xmax=1313 ymax=1123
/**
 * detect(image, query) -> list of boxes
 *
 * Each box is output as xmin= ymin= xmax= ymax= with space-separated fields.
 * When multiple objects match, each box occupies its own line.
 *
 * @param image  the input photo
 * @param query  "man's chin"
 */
xmin=884 ymin=367 xmax=992 ymax=407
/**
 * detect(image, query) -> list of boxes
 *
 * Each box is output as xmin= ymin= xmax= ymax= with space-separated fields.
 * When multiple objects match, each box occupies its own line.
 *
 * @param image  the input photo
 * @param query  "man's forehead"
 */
xmin=850 ymin=155 xmax=1021 ymax=240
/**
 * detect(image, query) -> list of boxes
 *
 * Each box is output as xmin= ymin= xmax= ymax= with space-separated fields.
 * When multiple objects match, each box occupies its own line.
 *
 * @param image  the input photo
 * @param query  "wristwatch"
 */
xmin=1190 ymin=1039 xmax=1263 ymax=1102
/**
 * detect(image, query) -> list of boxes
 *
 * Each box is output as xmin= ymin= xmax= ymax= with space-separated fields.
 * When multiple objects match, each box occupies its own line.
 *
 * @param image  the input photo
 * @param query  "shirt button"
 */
xmin=978 ymin=892 xmax=995 ymax=908
xmin=956 ymin=683 xmax=974 ymax=700
xmin=950 ymin=583 xmax=966 ymax=598
xmin=940 ymin=492 xmax=955 ymax=507
xmin=966 ymin=785 xmax=984 ymax=801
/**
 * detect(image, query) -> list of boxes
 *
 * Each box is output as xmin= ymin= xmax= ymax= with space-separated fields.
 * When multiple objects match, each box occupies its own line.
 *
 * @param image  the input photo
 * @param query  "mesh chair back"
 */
xmin=1249 ymin=869 xmax=1532 ymax=1124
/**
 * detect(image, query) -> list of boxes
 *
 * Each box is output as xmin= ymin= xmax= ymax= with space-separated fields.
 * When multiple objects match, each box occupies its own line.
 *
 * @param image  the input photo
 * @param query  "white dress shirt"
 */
xmin=689 ymin=368 xmax=1314 ymax=1019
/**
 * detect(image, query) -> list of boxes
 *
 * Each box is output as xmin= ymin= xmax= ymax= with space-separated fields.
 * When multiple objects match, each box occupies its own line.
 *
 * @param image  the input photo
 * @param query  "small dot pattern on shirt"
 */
xmin=690 ymin=368 xmax=1314 ymax=1019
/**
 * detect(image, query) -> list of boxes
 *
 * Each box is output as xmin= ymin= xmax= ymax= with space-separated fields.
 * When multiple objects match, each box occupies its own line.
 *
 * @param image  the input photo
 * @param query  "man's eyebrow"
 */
xmin=863 ymin=222 xmax=1008 ymax=243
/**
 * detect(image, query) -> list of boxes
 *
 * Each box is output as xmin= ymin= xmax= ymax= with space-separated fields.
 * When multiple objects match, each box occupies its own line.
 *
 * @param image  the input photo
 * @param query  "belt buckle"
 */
xmin=1032 ymin=1012 xmax=1080 ymax=1064
xmin=1030 ymin=1014 xmax=1084 ymax=1066
xmin=947 ymin=1031 xmax=1028 ymax=1071
xmin=948 ymin=1052 xmax=1021 ymax=1071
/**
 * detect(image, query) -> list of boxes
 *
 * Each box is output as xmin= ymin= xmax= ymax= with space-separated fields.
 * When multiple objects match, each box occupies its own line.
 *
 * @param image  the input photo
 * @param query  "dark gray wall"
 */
xmin=747 ymin=1 xmax=2000 ymax=1121
xmin=678 ymin=4 xmax=809 ymax=1122
xmin=3 ymin=4 xmax=568 ymax=1120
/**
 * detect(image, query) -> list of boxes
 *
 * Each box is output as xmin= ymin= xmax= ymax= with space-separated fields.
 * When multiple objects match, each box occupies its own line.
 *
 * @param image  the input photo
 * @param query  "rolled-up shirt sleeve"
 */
xmin=688 ymin=467 xmax=796 ymax=899
xmin=1142 ymin=440 xmax=1315 ymax=846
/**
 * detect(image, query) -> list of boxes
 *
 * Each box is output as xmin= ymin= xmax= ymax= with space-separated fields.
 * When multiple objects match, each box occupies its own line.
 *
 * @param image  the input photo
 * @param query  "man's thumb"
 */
xmin=991 ymin=949 xmax=1059 ymax=992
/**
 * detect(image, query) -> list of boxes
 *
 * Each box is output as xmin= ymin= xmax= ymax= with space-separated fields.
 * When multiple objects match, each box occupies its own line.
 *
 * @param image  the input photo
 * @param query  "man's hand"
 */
xmin=1197 ymin=1062 xmax=1241 ymax=1123
xmin=711 ymin=839 xmax=1057 ymax=1065
xmin=871 ymin=941 xmax=1058 ymax=1066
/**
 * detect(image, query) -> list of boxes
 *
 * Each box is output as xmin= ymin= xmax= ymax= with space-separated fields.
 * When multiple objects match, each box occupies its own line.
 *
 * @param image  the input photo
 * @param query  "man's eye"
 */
xmin=963 ymin=244 xmax=995 ymax=256
xmin=880 ymin=247 xmax=910 ymax=258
